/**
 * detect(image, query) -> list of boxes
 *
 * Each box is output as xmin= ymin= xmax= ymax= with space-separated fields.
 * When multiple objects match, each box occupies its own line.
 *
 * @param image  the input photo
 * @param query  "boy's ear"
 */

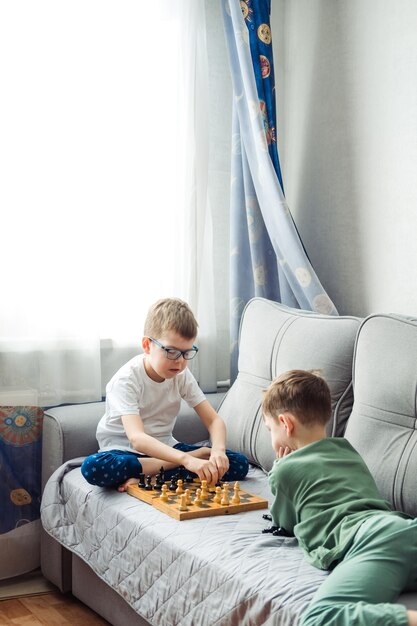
xmin=279 ymin=413 xmax=295 ymax=436
xmin=142 ymin=336 xmax=151 ymax=354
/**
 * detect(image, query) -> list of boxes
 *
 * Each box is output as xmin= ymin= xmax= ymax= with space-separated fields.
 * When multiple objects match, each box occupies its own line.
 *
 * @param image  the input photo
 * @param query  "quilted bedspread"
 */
xmin=41 ymin=463 xmax=327 ymax=626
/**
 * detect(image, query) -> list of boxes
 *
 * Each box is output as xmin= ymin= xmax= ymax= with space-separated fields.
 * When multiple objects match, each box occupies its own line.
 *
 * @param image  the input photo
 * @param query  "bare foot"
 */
xmin=407 ymin=610 xmax=417 ymax=626
xmin=117 ymin=477 xmax=139 ymax=493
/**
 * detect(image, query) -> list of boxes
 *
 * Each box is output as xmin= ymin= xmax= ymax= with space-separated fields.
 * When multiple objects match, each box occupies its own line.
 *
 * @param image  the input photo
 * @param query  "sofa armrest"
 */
xmin=42 ymin=402 xmax=105 ymax=489
xmin=42 ymin=393 xmax=227 ymax=489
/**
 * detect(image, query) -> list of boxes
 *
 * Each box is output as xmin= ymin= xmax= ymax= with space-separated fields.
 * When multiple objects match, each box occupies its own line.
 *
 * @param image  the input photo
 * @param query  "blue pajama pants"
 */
xmin=81 ymin=442 xmax=249 ymax=487
xmin=300 ymin=514 xmax=417 ymax=626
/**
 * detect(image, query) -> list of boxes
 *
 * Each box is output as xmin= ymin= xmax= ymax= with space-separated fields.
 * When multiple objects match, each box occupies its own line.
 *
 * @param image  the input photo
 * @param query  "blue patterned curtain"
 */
xmin=244 ymin=0 xmax=284 ymax=191
xmin=223 ymin=0 xmax=337 ymax=381
xmin=0 ymin=406 xmax=43 ymax=578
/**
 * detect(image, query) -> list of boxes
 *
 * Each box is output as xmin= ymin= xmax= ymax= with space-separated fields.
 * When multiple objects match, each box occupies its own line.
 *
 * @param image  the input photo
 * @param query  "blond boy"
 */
xmin=263 ymin=369 xmax=417 ymax=626
xmin=82 ymin=298 xmax=248 ymax=491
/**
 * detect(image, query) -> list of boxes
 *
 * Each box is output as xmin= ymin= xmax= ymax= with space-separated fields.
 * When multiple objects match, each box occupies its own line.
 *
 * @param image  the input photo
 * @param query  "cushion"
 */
xmin=344 ymin=314 xmax=417 ymax=516
xmin=219 ymin=298 xmax=361 ymax=471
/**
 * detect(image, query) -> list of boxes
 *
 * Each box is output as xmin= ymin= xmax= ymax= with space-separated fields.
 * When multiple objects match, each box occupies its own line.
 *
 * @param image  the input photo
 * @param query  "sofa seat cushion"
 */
xmin=41 ymin=464 xmax=327 ymax=626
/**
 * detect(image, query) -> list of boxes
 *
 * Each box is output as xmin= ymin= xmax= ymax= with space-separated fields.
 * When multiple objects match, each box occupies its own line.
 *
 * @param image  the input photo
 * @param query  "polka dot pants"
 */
xmin=81 ymin=443 xmax=249 ymax=488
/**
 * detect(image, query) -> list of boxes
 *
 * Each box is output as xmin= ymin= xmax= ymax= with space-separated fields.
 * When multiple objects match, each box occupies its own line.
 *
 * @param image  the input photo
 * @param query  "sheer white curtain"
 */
xmin=0 ymin=0 xmax=216 ymax=406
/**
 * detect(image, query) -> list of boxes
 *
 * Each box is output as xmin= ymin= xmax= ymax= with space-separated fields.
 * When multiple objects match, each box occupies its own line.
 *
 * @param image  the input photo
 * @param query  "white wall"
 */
xmin=271 ymin=1 xmax=417 ymax=317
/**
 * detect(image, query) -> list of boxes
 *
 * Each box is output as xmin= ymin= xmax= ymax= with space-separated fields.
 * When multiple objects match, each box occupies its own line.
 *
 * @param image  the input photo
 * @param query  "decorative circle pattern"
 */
xmin=0 ymin=407 xmax=43 ymax=446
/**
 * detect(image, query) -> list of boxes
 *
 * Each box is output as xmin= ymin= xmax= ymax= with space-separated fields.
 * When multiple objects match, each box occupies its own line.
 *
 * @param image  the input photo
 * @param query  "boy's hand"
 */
xmin=184 ymin=455 xmax=220 ymax=485
xmin=277 ymin=446 xmax=292 ymax=459
xmin=209 ymin=448 xmax=229 ymax=481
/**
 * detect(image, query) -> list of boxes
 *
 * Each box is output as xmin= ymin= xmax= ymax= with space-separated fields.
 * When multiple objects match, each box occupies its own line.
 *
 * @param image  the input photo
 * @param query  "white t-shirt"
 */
xmin=96 ymin=354 xmax=206 ymax=452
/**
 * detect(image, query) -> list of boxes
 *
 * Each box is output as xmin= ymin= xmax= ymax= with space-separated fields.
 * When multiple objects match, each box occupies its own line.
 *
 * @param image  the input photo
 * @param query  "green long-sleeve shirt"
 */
xmin=268 ymin=438 xmax=407 ymax=570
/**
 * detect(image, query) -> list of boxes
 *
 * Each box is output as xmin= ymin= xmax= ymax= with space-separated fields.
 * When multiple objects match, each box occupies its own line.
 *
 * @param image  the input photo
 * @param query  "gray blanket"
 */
xmin=41 ymin=463 xmax=327 ymax=625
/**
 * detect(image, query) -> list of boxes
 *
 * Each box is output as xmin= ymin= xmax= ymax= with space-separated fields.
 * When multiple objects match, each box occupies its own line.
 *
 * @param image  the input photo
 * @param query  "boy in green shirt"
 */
xmin=262 ymin=369 xmax=417 ymax=626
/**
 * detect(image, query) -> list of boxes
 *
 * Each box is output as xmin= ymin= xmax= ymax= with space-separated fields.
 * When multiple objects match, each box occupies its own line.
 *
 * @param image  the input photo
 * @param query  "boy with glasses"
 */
xmin=262 ymin=369 xmax=417 ymax=626
xmin=82 ymin=298 xmax=248 ymax=491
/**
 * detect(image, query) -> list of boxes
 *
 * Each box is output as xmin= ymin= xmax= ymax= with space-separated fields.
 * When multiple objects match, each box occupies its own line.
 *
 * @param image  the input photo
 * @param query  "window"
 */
xmin=0 ymin=1 xmax=222 ymax=404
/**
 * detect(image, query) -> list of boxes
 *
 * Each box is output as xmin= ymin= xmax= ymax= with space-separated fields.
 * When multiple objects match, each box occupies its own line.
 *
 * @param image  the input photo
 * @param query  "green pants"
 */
xmin=300 ymin=514 xmax=417 ymax=626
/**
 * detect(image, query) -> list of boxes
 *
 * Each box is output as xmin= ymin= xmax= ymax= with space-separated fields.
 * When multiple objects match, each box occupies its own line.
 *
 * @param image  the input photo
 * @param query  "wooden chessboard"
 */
xmin=127 ymin=478 xmax=268 ymax=521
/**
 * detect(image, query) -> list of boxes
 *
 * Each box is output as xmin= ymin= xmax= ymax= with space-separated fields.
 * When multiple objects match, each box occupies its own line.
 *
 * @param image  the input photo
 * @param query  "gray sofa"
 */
xmin=40 ymin=298 xmax=417 ymax=625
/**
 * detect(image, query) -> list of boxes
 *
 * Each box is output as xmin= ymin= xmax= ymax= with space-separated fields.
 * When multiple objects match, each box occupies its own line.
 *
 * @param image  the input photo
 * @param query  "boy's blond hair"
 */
xmin=262 ymin=369 xmax=332 ymax=427
xmin=144 ymin=298 xmax=198 ymax=340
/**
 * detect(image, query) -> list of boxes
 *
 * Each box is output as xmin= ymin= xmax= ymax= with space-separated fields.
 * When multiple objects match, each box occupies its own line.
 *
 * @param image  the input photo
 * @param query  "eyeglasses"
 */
xmin=148 ymin=337 xmax=198 ymax=360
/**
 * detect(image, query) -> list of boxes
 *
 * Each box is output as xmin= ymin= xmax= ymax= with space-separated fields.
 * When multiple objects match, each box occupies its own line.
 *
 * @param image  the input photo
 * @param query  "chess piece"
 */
xmin=200 ymin=480 xmax=209 ymax=500
xmin=155 ymin=470 xmax=164 ymax=486
xmin=145 ymin=475 xmax=153 ymax=491
xmin=221 ymin=483 xmax=230 ymax=506
xmin=193 ymin=488 xmax=202 ymax=506
xmin=185 ymin=488 xmax=192 ymax=506
xmin=138 ymin=473 xmax=146 ymax=489
xmin=160 ymin=485 xmax=169 ymax=502
xmin=176 ymin=479 xmax=184 ymax=495
xmin=178 ymin=493 xmax=188 ymax=511
xmin=169 ymin=477 xmax=177 ymax=491
xmin=231 ymin=481 xmax=240 ymax=505
xmin=213 ymin=486 xmax=222 ymax=504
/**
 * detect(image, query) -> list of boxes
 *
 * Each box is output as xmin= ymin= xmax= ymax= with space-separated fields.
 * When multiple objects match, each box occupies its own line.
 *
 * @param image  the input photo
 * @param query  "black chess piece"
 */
xmin=145 ymin=475 xmax=153 ymax=491
xmin=182 ymin=467 xmax=194 ymax=483
xmin=138 ymin=473 xmax=146 ymax=489
xmin=273 ymin=527 xmax=293 ymax=537
xmin=153 ymin=472 xmax=163 ymax=491
xmin=168 ymin=477 xmax=177 ymax=491
xmin=262 ymin=525 xmax=279 ymax=534
xmin=261 ymin=525 xmax=293 ymax=537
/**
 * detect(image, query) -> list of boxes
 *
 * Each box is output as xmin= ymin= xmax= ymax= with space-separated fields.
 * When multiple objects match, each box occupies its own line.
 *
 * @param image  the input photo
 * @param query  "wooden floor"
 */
xmin=0 ymin=591 xmax=110 ymax=625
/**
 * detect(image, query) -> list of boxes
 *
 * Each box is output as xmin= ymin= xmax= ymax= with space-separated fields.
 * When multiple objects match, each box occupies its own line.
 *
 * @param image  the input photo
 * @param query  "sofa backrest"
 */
xmin=344 ymin=314 xmax=417 ymax=516
xmin=219 ymin=298 xmax=361 ymax=472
